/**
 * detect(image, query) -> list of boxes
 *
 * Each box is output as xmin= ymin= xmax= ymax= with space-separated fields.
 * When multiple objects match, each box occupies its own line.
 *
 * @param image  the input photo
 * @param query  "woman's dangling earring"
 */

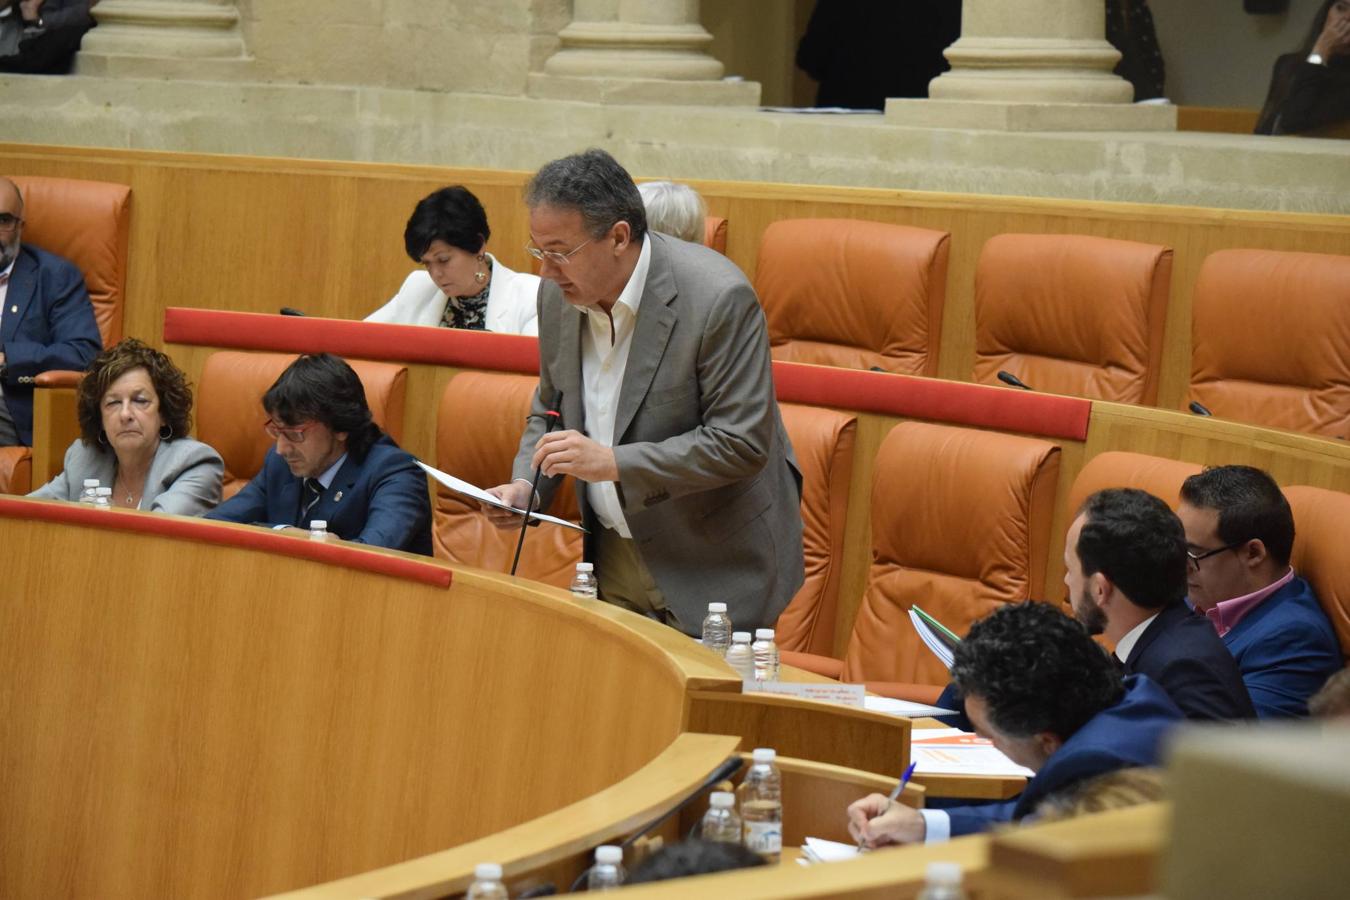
xmin=159 ymin=424 xmax=173 ymax=440
xmin=475 ymin=254 xmax=487 ymax=284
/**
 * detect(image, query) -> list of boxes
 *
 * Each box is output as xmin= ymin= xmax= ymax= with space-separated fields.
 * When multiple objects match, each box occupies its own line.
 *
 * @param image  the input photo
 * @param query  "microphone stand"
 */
xmin=510 ymin=397 xmax=562 ymax=577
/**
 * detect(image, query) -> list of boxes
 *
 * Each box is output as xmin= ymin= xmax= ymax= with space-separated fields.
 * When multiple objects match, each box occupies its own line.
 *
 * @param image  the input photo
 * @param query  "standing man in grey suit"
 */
xmin=485 ymin=148 xmax=803 ymax=635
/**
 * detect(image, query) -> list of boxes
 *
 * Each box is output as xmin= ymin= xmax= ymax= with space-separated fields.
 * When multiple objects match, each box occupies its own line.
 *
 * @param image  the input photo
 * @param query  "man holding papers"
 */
xmin=484 ymin=149 xmax=803 ymax=635
xmin=848 ymin=603 xmax=1181 ymax=844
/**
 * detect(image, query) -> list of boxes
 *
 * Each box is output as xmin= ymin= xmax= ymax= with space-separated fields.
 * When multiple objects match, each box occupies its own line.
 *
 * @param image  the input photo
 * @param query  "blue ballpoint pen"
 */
xmin=858 ymin=761 xmax=918 ymax=851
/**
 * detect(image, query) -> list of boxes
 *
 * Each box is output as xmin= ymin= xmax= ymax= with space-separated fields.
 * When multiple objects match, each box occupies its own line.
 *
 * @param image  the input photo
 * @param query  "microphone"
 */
xmin=278 ymin=307 xmax=307 ymax=316
xmin=510 ymin=392 xmax=563 ymax=577
xmin=998 ymin=370 xmax=1033 ymax=391
xmin=1189 ymin=401 xmax=1213 ymax=417
xmin=566 ymin=754 xmax=746 ymax=893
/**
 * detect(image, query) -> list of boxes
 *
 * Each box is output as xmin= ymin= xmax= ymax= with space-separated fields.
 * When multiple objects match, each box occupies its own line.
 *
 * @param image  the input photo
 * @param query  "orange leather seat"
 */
xmin=1189 ymin=249 xmax=1350 ymax=439
xmin=753 ymin=218 xmax=949 ymax=376
xmin=788 ymin=421 xmax=1060 ymax=691
xmin=0 ymin=175 xmax=131 ymax=494
xmin=432 ymin=371 xmax=582 ymax=586
xmin=1064 ymin=451 xmax=1204 ymax=515
xmin=973 ymin=233 xmax=1172 ymax=403
xmin=773 ymin=403 xmax=857 ymax=656
xmin=704 ymin=216 xmax=728 ymax=254
xmin=1285 ymin=485 xmax=1350 ymax=661
xmin=195 ymin=351 xmax=407 ymax=500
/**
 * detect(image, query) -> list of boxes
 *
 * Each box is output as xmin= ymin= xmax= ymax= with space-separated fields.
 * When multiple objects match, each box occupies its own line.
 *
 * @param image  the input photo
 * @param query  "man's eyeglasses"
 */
xmin=525 ymin=236 xmax=594 ymax=266
xmin=263 ymin=419 xmax=318 ymax=443
xmin=1187 ymin=541 xmax=1244 ymax=572
xmin=0 ymin=213 xmax=22 ymax=233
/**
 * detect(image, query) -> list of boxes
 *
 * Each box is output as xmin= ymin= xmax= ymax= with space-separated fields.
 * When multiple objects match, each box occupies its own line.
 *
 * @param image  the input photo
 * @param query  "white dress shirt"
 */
xmin=580 ymin=237 xmax=652 ymax=538
xmin=1112 ymin=612 xmax=1159 ymax=666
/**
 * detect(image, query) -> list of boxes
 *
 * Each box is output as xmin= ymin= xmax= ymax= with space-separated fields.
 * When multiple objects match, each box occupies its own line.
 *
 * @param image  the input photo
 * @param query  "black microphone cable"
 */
xmin=510 ymin=395 xmax=562 ymax=577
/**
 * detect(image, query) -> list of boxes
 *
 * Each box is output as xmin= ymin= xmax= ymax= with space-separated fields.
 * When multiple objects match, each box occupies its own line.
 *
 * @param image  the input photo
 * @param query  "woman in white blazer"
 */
xmin=365 ymin=186 xmax=540 ymax=336
xmin=29 ymin=338 xmax=223 ymax=515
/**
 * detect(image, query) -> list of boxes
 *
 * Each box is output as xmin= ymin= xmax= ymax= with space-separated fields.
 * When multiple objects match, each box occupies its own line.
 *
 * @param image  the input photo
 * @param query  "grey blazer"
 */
xmin=513 ymin=233 xmax=805 ymax=633
xmin=29 ymin=437 xmax=225 ymax=516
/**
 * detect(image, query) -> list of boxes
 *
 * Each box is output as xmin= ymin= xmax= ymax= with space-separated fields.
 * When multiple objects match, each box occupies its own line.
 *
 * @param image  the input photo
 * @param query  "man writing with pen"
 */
xmin=848 ymin=603 xmax=1182 ymax=844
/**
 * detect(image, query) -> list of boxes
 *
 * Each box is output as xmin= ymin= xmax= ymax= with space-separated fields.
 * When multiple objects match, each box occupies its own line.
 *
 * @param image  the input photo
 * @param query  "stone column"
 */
xmin=76 ymin=0 xmax=248 ymax=77
xmin=887 ymin=0 xmax=1174 ymax=132
xmin=529 ymin=0 xmax=759 ymax=106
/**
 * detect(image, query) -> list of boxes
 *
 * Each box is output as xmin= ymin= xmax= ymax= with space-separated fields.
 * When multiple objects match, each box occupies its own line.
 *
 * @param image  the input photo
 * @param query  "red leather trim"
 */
xmin=35 ymin=370 xmax=83 ymax=388
xmin=773 ymin=362 xmax=1091 ymax=441
xmin=0 ymin=497 xmax=452 ymax=588
xmin=163 ymin=308 xmax=540 ymax=374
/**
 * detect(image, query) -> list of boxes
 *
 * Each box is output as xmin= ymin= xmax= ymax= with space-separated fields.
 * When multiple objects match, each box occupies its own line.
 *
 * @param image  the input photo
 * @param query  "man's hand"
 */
xmin=18 ymin=0 xmax=42 ymax=22
xmin=846 ymin=793 xmax=926 ymax=849
xmin=1315 ymin=3 xmax=1350 ymax=61
xmin=531 ymin=430 xmax=618 ymax=483
xmin=482 ymin=480 xmax=533 ymax=529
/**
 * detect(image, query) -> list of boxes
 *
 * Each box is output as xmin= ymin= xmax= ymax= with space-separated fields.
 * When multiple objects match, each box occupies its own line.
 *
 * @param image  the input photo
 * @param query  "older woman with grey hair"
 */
xmin=637 ymin=180 xmax=707 ymax=244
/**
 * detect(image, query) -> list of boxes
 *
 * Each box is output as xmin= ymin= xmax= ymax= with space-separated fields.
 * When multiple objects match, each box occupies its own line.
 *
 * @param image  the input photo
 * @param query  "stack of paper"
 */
xmin=909 ymin=728 xmax=1035 ymax=778
xmin=797 ymin=837 xmax=861 ymax=865
xmin=909 ymin=604 xmax=961 ymax=670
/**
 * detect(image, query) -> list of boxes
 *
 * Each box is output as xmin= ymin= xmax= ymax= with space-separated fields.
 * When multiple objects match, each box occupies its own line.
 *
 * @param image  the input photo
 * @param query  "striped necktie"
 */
xmin=299 ymin=477 xmax=323 ymax=525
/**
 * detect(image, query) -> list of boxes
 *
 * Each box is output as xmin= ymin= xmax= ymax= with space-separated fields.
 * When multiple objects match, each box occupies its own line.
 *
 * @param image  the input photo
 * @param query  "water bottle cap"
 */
xmin=577 ymin=562 xmax=594 ymax=572
xmin=707 ymin=602 xmax=727 ymax=613
xmin=754 ymin=628 xmax=775 ymax=640
xmin=83 ymin=479 xmax=101 ymax=487
xmin=752 ymin=747 xmax=777 ymax=763
xmin=474 ymin=862 xmax=502 ymax=880
xmin=309 ymin=520 xmax=328 ymax=530
xmin=595 ymin=845 xmax=623 ymax=864
xmin=710 ymin=791 xmax=735 ymax=808
xmin=731 ymin=631 xmax=752 ymax=642
xmin=926 ymin=861 xmax=963 ymax=885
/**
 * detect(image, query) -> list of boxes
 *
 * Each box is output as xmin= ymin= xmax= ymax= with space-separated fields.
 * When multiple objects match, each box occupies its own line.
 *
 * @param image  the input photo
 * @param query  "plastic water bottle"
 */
xmin=752 ymin=628 xmax=780 ymax=682
xmin=701 ymin=602 xmax=733 ymax=655
xmin=570 ymin=562 xmax=598 ymax=599
xmin=465 ymin=862 xmax=509 ymax=899
xmin=79 ymin=478 xmax=101 ymax=504
xmin=93 ymin=486 xmax=113 ymax=510
xmin=917 ymin=862 xmax=968 ymax=900
xmin=738 ymin=747 xmax=783 ymax=861
xmin=725 ymin=631 xmax=755 ymax=681
xmin=701 ymin=790 xmax=742 ymax=844
xmin=308 ymin=520 xmax=329 ymax=541
xmin=585 ymin=845 xmax=625 ymax=892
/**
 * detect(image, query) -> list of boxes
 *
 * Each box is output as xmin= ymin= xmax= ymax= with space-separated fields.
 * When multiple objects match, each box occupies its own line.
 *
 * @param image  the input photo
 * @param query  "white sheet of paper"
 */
xmin=863 ymin=696 xmax=957 ymax=719
xmin=909 ymin=730 xmax=1035 ymax=778
xmin=742 ymin=680 xmax=866 ymax=708
xmin=801 ymin=837 xmax=861 ymax=863
xmin=415 ymin=461 xmax=587 ymax=532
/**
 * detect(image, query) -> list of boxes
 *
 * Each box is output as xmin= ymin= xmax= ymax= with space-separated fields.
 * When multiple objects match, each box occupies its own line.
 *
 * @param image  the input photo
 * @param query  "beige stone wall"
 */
xmin=233 ymin=0 xmax=569 ymax=93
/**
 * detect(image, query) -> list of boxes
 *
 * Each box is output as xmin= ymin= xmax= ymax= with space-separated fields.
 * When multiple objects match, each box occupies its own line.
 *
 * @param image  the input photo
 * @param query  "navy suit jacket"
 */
xmin=1 ymin=244 xmax=102 ymax=444
xmin=206 ymin=435 xmax=432 ymax=556
xmin=1124 ymin=602 xmax=1255 ymax=721
xmin=1220 ymin=575 xmax=1341 ymax=719
xmin=940 ymin=676 xmax=1183 ymax=837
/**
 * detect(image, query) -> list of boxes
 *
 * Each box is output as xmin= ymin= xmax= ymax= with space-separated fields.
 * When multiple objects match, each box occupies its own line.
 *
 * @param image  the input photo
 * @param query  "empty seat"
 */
xmin=195 ymin=351 xmax=407 ymax=499
xmin=973 ymin=233 xmax=1172 ymax=404
xmin=432 ymin=371 xmax=582 ymax=586
xmin=773 ymin=403 xmax=857 ymax=656
xmin=754 ymin=218 xmax=949 ymax=375
xmin=1189 ymin=249 xmax=1350 ymax=439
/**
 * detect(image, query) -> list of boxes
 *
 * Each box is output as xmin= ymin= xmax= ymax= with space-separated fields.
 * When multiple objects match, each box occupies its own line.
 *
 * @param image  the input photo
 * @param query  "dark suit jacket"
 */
xmin=1221 ymin=575 xmax=1341 ymax=719
xmin=940 ymin=676 xmax=1182 ymax=836
xmin=1 ymin=244 xmax=102 ymax=445
xmin=1123 ymin=602 xmax=1255 ymax=721
xmin=206 ymin=435 xmax=432 ymax=556
xmin=513 ymin=233 xmax=804 ymax=634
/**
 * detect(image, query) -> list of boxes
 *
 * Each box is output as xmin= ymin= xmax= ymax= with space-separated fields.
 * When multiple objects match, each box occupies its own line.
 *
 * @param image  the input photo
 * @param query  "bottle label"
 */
xmin=743 ymin=820 xmax=782 ymax=855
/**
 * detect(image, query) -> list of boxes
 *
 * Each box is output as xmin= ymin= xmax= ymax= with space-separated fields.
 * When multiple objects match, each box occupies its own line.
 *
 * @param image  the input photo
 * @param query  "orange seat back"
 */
xmin=754 ymin=218 xmax=949 ymax=376
xmin=1285 ymin=485 xmax=1350 ymax=660
xmin=704 ymin=216 xmax=728 ymax=254
xmin=1065 ymin=451 xmax=1204 ymax=516
xmin=973 ymin=233 xmax=1172 ymax=403
xmin=195 ymin=351 xmax=407 ymax=499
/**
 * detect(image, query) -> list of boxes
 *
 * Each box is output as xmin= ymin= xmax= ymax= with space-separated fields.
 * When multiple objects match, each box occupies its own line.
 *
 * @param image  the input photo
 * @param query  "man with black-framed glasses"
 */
xmin=205 ymin=353 xmax=431 ymax=555
xmin=0 ymin=175 xmax=101 ymax=447
xmin=1178 ymin=465 xmax=1339 ymax=718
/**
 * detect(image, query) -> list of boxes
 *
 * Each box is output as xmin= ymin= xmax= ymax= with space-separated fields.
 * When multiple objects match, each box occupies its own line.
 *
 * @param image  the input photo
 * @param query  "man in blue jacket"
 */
xmin=0 ymin=175 xmax=101 ymax=446
xmin=206 ymin=353 xmax=432 ymax=556
xmin=1178 ymin=465 xmax=1341 ymax=718
xmin=848 ymin=602 xmax=1182 ymax=844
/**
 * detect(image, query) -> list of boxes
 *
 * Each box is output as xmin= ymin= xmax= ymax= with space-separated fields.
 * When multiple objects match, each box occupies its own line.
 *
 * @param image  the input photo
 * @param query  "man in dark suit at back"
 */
xmin=1067 ymin=488 xmax=1255 ymax=722
xmin=0 ymin=175 xmax=101 ymax=447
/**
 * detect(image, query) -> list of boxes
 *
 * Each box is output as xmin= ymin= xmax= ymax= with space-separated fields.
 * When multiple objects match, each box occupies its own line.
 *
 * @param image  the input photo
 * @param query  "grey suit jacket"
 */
xmin=29 ymin=437 xmax=225 ymax=516
xmin=513 ymin=233 xmax=804 ymax=633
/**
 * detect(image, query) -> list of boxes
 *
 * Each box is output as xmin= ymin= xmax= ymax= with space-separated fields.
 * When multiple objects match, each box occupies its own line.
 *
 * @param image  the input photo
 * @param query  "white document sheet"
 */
xmin=415 ymin=461 xmax=587 ymax=532
xmin=800 ymin=837 xmax=862 ymax=864
xmin=909 ymin=729 xmax=1035 ymax=778
xmin=863 ymin=696 xmax=957 ymax=719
